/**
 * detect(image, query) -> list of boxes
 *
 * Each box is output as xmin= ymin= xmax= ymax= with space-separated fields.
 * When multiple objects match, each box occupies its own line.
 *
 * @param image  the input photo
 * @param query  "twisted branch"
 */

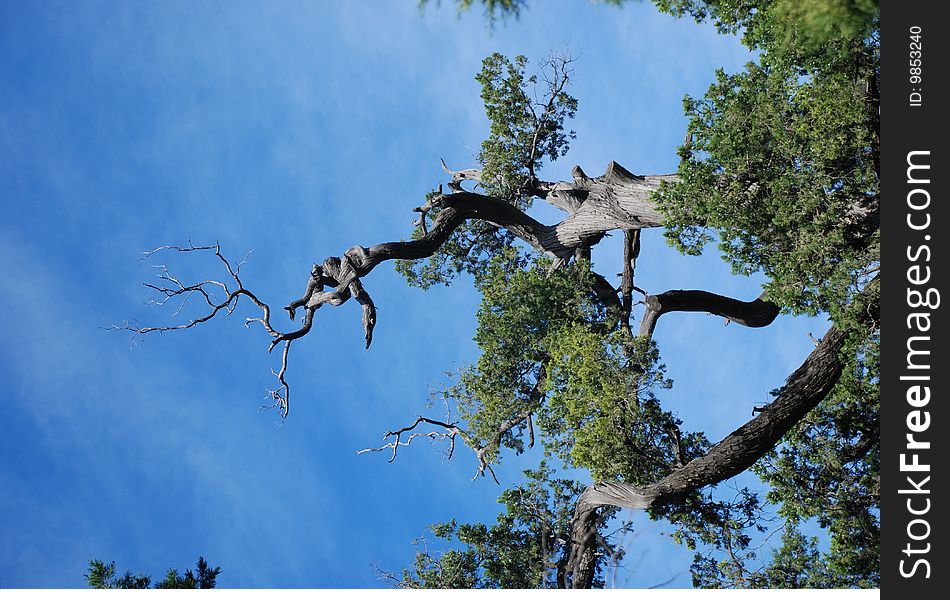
xmin=565 ymin=283 xmax=879 ymax=588
xmin=118 ymin=161 xmax=671 ymax=421
xmin=638 ymin=290 xmax=781 ymax=339
xmin=113 ymin=242 xmax=317 ymax=419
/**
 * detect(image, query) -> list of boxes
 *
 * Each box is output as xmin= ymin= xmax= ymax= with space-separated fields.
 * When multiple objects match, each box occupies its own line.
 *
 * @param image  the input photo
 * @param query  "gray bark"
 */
xmin=566 ymin=282 xmax=879 ymax=588
xmin=568 ymin=324 xmax=848 ymax=587
xmin=287 ymin=162 xmax=674 ymax=324
xmin=639 ymin=290 xmax=781 ymax=339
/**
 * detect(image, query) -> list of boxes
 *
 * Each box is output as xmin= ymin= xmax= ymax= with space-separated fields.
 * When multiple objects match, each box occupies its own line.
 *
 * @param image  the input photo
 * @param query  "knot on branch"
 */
xmin=603 ymin=160 xmax=644 ymax=184
xmin=340 ymin=245 xmax=370 ymax=287
xmin=412 ymin=184 xmax=449 ymax=235
xmin=441 ymin=158 xmax=482 ymax=193
xmin=571 ymin=165 xmax=588 ymax=184
xmin=286 ymin=253 xmax=377 ymax=350
xmin=285 ymin=263 xmax=323 ymax=321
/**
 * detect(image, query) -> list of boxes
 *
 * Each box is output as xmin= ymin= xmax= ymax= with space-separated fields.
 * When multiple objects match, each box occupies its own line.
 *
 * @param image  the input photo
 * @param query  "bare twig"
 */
xmin=112 ymin=243 xmax=316 ymax=419
xmin=356 ymin=416 xmax=464 ymax=463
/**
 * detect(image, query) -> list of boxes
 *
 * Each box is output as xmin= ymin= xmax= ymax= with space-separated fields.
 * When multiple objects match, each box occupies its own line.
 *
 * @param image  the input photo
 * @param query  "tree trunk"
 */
xmin=568 ymin=319 xmax=858 ymax=587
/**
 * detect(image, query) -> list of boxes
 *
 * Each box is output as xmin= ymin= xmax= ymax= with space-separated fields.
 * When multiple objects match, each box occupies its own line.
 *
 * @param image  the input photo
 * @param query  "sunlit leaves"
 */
xmin=540 ymin=327 xmax=682 ymax=483
xmin=396 ymin=53 xmax=576 ymax=288
xmin=445 ymin=251 xmax=598 ymax=456
xmin=476 ymin=52 xmax=577 ymax=200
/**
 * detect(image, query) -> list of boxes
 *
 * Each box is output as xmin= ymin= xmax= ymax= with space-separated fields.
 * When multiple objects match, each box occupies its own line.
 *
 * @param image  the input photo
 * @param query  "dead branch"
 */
xmin=112 ymin=242 xmax=315 ymax=419
xmin=118 ymin=162 xmax=670 ymax=421
xmin=356 ymin=416 xmax=464 ymax=464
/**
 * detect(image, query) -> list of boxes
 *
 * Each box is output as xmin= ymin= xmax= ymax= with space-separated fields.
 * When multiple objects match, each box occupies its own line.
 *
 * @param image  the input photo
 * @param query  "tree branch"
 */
xmin=566 ymin=283 xmax=878 ymax=587
xmin=357 ymin=413 xmax=503 ymax=483
xmin=638 ymin=290 xmax=781 ymax=339
xmin=120 ymin=162 xmax=671 ymax=420
xmin=357 ymin=416 xmax=464 ymax=464
xmin=620 ymin=229 xmax=641 ymax=336
xmin=363 ymin=365 xmax=548 ymax=484
xmin=112 ymin=242 xmax=313 ymax=419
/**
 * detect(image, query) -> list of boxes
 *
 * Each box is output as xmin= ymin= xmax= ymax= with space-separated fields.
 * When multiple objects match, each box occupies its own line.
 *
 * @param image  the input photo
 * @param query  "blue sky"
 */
xmin=0 ymin=0 xmax=827 ymax=588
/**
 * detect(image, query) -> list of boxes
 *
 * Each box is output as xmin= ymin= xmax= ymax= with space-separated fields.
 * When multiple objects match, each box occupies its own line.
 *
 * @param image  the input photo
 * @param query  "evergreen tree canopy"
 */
xmin=389 ymin=0 xmax=880 ymax=589
xmin=85 ymin=557 xmax=221 ymax=589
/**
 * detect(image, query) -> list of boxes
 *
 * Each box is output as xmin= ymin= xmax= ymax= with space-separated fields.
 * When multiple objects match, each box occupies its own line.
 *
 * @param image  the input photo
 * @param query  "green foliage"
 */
xmin=400 ymin=0 xmax=879 ymax=589
xmin=653 ymin=0 xmax=879 ymax=319
xmin=85 ymin=560 xmax=151 ymax=589
xmin=657 ymin=60 xmax=879 ymax=317
xmin=422 ymin=0 xmax=629 ymax=27
xmin=653 ymin=0 xmax=878 ymax=54
xmin=412 ymin=222 xmax=859 ymax=590
xmin=85 ymin=557 xmax=221 ymax=589
xmin=420 ymin=0 xmax=529 ymax=26
xmin=441 ymin=251 xmax=599 ymax=458
xmin=427 ymin=1 xmax=878 ymax=56
xmin=423 ymin=249 xmax=765 ymax=586
xmin=645 ymin=2 xmax=880 ymax=587
xmin=537 ymin=322 xmax=776 ymax=577
xmin=396 ymin=53 xmax=576 ymax=289
xmin=396 ymin=464 xmax=618 ymax=588
xmin=750 ymin=333 xmax=880 ymax=587
xmin=692 ymin=513 xmax=874 ymax=589
xmin=476 ymin=52 xmax=577 ymax=199
xmin=441 ymin=251 xmax=701 ymax=482
xmin=692 ymin=520 xmax=833 ymax=588
xmin=438 ymin=251 xmax=696 ymax=480
xmin=542 ymin=328 xmax=685 ymax=482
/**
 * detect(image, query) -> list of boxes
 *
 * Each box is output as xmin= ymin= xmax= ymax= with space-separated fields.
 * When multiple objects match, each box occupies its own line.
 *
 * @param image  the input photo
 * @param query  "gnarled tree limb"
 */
xmin=638 ymin=290 xmax=781 ymax=339
xmin=120 ymin=163 xmax=671 ymax=420
xmin=566 ymin=284 xmax=878 ymax=588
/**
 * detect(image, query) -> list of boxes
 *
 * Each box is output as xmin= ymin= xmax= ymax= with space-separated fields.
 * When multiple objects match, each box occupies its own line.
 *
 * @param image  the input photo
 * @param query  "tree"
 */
xmin=118 ymin=0 xmax=879 ymax=589
xmin=380 ymin=463 xmax=628 ymax=589
xmin=85 ymin=557 xmax=221 ymax=589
